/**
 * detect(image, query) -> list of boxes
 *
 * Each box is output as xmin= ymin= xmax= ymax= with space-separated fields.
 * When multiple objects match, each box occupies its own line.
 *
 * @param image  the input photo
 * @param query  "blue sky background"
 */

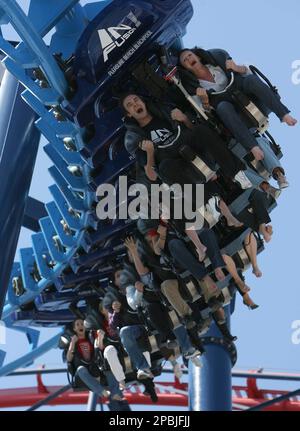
xmin=1 ymin=0 xmax=300 ymax=410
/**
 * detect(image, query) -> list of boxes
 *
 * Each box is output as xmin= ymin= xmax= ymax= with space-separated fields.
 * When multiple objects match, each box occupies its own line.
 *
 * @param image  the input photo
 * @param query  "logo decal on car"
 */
xmin=98 ymin=12 xmax=142 ymax=63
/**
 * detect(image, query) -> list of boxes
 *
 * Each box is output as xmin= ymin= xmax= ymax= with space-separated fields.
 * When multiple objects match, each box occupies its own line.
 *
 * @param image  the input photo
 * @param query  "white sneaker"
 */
xmin=184 ymin=348 xmax=201 ymax=360
xmin=205 ymin=196 xmax=221 ymax=222
xmin=101 ymin=389 xmax=111 ymax=398
xmin=234 ymin=171 xmax=253 ymax=189
xmin=119 ymin=380 xmax=126 ymax=391
xmin=266 ymin=185 xmax=282 ymax=200
xmin=276 ymin=173 xmax=289 ymax=189
xmin=137 ymin=369 xmax=153 ymax=380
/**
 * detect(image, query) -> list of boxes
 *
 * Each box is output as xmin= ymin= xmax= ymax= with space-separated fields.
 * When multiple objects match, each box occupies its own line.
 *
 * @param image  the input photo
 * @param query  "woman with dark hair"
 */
xmin=66 ymin=318 xmax=111 ymax=398
xmin=178 ymin=47 xmax=296 ymax=186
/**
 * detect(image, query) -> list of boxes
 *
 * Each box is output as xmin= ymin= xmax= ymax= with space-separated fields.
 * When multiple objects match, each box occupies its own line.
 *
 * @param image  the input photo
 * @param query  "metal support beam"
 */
xmin=0 ymin=331 xmax=62 ymax=377
xmin=27 ymin=384 xmax=71 ymax=411
xmin=246 ymin=388 xmax=300 ymax=411
xmin=86 ymin=391 xmax=98 ymax=411
xmin=23 ymin=197 xmax=47 ymax=232
xmin=0 ymin=70 xmax=40 ymax=315
xmin=0 ymin=0 xmax=68 ymax=97
xmin=189 ymin=306 xmax=233 ymax=411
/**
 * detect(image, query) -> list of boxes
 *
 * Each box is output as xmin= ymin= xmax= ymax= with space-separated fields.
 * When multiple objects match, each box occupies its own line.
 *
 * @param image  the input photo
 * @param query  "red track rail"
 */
xmin=1 ymin=375 xmax=300 ymax=410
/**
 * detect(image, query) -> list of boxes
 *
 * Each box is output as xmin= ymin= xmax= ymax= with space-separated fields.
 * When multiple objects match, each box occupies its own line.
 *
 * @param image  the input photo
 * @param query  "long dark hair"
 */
xmin=178 ymin=46 xmax=216 ymax=66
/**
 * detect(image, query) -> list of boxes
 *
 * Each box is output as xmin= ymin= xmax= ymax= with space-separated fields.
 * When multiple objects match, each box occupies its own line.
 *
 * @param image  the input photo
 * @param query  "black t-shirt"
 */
xmin=136 ymin=117 xmax=180 ymax=167
xmin=143 ymin=117 xmax=177 ymax=148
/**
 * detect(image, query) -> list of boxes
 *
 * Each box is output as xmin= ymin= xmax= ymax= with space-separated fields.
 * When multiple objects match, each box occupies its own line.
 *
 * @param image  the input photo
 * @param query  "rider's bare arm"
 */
xmin=140 ymin=140 xmax=158 ymax=181
xmin=171 ymin=108 xmax=194 ymax=129
xmin=226 ymin=59 xmax=248 ymax=75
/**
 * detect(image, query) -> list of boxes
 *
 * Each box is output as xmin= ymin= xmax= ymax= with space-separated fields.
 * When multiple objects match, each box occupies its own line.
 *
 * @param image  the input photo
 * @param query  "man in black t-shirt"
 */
xmin=122 ymin=93 xmax=252 ymax=189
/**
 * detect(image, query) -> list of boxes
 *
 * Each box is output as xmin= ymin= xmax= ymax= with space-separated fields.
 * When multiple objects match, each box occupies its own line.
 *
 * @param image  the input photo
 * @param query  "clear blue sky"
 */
xmin=1 ymin=0 xmax=300 ymax=410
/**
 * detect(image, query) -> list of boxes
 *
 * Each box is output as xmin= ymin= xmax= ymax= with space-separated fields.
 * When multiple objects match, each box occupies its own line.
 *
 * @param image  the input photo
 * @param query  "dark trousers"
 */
xmin=236 ymin=189 xmax=271 ymax=231
xmin=156 ymin=124 xmax=245 ymax=179
xmin=214 ymin=74 xmax=290 ymax=151
xmin=168 ymin=229 xmax=224 ymax=280
xmin=235 ymin=74 xmax=290 ymax=120
xmin=146 ymin=301 xmax=175 ymax=341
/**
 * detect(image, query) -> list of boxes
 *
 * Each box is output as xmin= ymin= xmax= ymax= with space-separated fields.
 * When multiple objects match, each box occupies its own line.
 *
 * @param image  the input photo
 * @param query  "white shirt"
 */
xmin=198 ymin=65 xmax=229 ymax=92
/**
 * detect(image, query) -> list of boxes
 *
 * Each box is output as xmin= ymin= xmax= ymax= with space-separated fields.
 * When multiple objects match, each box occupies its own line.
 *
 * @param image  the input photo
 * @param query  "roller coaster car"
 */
xmin=63 ymin=0 xmax=193 ymax=127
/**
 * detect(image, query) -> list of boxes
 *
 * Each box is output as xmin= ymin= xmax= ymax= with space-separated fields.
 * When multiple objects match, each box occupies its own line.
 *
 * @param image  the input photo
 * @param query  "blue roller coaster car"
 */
xmin=63 ymin=0 xmax=193 ymax=127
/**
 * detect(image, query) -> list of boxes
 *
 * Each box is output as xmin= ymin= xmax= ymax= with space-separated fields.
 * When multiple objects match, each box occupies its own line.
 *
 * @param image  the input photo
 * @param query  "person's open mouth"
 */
xmin=136 ymin=107 xmax=144 ymax=114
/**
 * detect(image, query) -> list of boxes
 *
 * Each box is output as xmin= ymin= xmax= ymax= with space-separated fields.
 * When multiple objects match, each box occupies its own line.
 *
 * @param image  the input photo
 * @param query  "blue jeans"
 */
xmin=244 ymin=136 xmax=283 ymax=189
xmin=173 ymin=325 xmax=193 ymax=354
xmin=235 ymin=74 xmax=290 ymax=120
xmin=169 ymin=238 xmax=207 ymax=280
xmin=245 ymin=168 xmax=265 ymax=189
xmin=120 ymin=325 xmax=150 ymax=371
xmin=76 ymin=367 xmax=131 ymax=411
xmin=76 ymin=366 xmax=105 ymax=396
xmin=216 ymin=74 xmax=290 ymax=151
xmin=199 ymin=229 xmax=224 ymax=269
xmin=105 ymin=370 xmax=122 ymax=397
xmin=168 ymin=229 xmax=224 ymax=280
xmin=255 ymin=135 xmax=283 ymax=176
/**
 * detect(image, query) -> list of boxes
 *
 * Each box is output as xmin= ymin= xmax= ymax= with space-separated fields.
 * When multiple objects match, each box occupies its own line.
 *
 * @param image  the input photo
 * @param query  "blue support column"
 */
xmin=189 ymin=306 xmax=233 ymax=411
xmin=86 ymin=391 xmax=98 ymax=411
xmin=0 ymin=71 xmax=40 ymax=316
xmin=0 ymin=0 xmax=68 ymax=98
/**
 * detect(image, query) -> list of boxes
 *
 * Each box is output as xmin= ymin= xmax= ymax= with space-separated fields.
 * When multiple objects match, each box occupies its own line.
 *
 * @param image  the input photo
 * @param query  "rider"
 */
xmin=178 ymin=47 xmax=296 ymax=189
xmin=66 ymin=318 xmax=111 ymax=399
xmin=121 ymin=92 xmax=251 ymax=189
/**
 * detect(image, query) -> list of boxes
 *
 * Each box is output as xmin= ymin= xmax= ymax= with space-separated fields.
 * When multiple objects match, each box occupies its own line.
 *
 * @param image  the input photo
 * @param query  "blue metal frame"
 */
xmin=0 ymin=71 xmax=40 ymax=314
xmin=189 ymin=306 xmax=233 ymax=411
xmin=0 ymin=331 xmax=62 ymax=377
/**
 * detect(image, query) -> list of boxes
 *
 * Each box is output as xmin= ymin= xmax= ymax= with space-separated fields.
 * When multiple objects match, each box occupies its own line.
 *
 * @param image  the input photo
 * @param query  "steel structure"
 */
xmin=0 ymin=0 xmax=292 ymax=411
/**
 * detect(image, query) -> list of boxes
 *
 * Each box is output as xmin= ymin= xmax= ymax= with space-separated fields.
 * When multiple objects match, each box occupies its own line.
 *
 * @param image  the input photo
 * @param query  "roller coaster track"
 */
xmin=1 ymin=368 xmax=300 ymax=411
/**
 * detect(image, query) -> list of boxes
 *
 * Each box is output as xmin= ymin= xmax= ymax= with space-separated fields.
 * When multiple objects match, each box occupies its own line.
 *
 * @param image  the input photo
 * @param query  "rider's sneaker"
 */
xmin=137 ymin=369 xmax=154 ymax=380
xmin=276 ymin=172 xmax=289 ymax=189
xmin=184 ymin=348 xmax=202 ymax=360
xmin=234 ymin=171 xmax=253 ymax=189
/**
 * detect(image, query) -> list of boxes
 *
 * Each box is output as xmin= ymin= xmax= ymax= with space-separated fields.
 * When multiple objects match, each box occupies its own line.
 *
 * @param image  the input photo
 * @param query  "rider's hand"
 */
xmin=139 ymin=140 xmax=154 ymax=152
xmin=226 ymin=59 xmax=247 ymax=74
xmin=196 ymin=87 xmax=209 ymax=103
xmin=135 ymin=281 xmax=144 ymax=292
xmin=124 ymin=236 xmax=137 ymax=253
xmin=157 ymin=224 xmax=167 ymax=237
xmin=71 ymin=335 xmax=78 ymax=345
xmin=171 ymin=108 xmax=187 ymax=123
xmin=97 ymin=329 xmax=105 ymax=338
xmin=226 ymin=59 xmax=238 ymax=71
